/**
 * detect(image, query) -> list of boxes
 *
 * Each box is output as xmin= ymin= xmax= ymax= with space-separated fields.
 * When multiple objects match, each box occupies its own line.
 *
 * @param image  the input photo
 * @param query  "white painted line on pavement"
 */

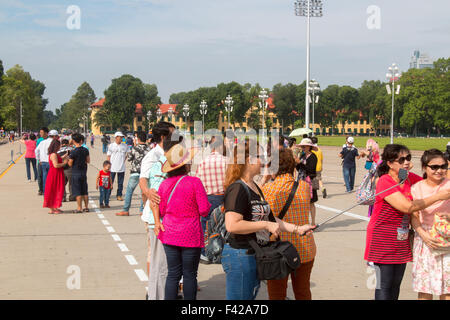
xmin=106 ymin=226 xmax=115 ymax=233
xmin=111 ymin=234 xmax=122 ymax=242
xmin=97 ymin=214 xmax=105 ymax=219
xmin=101 ymin=219 xmax=110 ymax=226
xmin=134 ymin=269 xmax=148 ymax=282
xmin=118 ymin=243 xmax=129 ymax=252
xmin=316 ymin=204 xmax=370 ymax=222
xmin=125 ymin=255 xmax=138 ymax=265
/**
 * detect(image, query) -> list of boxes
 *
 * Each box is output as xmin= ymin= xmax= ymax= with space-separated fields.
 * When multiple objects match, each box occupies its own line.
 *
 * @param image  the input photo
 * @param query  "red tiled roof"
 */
xmin=90 ymin=98 xmax=144 ymax=114
xmin=135 ymin=103 xmax=143 ymax=114
xmin=91 ymin=98 xmax=105 ymax=107
xmin=267 ymin=97 xmax=275 ymax=110
xmin=157 ymin=104 xmax=178 ymax=114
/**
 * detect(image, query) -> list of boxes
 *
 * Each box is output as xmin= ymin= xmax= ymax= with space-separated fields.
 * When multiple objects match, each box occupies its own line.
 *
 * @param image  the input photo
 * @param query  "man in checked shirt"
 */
xmin=195 ymin=135 xmax=227 ymax=264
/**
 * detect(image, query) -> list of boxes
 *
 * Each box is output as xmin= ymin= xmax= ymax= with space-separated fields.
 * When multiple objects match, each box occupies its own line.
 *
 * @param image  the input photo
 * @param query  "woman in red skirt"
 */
xmin=44 ymin=139 xmax=69 ymax=214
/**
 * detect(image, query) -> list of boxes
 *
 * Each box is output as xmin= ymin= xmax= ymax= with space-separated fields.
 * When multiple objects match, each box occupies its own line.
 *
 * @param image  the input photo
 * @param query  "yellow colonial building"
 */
xmin=90 ymin=97 xmax=389 ymax=136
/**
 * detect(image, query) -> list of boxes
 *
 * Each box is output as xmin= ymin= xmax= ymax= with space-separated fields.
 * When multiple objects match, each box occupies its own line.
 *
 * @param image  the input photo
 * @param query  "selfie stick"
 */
xmin=312 ymin=169 xmax=409 ymax=231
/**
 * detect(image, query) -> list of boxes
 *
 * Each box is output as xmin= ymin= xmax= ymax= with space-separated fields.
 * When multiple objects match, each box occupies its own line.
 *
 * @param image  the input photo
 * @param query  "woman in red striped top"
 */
xmin=365 ymin=144 xmax=450 ymax=300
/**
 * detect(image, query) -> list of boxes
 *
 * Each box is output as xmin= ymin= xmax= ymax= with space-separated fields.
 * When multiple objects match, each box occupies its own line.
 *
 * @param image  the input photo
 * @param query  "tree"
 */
xmin=272 ymin=82 xmax=303 ymax=128
xmin=53 ymin=82 xmax=96 ymax=131
xmin=0 ymin=64 xmax=48 ymax=131
xmin=97 ymin=75 xmax=145 ymax=131
xmin=0 ymin=59 xmax=4 ymax=87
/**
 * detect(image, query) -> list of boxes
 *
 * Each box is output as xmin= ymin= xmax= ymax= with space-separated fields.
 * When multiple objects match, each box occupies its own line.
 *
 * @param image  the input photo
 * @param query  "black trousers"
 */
xmin=374 ymin=263 xmax=407 ymax=300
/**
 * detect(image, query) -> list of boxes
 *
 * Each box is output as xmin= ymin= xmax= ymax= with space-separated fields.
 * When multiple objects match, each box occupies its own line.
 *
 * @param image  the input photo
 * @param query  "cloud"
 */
xmin=0 ymin=0 xmax=449 ymax=111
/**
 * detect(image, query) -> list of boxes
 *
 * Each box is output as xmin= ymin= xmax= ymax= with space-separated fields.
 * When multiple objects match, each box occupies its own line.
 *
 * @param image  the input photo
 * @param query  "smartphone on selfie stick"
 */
xmin=312 ymin=168 xmax=409 ymax=231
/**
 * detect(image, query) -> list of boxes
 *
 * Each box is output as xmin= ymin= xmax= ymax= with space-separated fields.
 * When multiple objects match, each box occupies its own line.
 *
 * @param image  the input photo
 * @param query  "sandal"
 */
xmin=83 ymin=208 xmax=90 ymax=212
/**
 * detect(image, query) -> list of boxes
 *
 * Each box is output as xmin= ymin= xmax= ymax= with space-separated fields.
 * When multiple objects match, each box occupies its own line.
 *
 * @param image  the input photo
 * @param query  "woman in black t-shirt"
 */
xmin=296 ymin=138 xmax=318 ymax=225
xmin=222 ymin=140 xmax=315 ymax=300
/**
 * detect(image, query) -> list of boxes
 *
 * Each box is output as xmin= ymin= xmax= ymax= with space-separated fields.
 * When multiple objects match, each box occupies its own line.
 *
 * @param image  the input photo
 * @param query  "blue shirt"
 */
xmin=141 ymin=155 xmax=167 ymax=226
xmin=340 ymin=146 xmax=359 ymax=168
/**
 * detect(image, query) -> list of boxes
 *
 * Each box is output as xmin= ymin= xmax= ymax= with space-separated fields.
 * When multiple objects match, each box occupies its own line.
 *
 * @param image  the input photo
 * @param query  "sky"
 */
xmin=0 ymin=0 xmax=449 ymax=112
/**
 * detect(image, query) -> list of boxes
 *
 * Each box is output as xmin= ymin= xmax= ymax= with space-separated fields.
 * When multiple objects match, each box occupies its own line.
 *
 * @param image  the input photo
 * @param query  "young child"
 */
xmin=96 ymin=160 xmax=112 ymax=208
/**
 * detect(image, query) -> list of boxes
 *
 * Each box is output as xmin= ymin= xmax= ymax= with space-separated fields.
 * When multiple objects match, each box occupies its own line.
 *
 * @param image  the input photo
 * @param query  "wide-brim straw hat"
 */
xmin=296 ymin=138 xmax=318 ymax=151
xmin=162 ymin=144 xmax=197 ymax=173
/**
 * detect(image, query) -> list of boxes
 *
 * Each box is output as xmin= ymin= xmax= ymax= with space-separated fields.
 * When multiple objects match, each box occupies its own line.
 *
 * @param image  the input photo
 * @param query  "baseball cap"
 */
xmin=48 ymin=130 xmax=59 ymax=136
xmin=347 ymin=137 xmax=355 ymax=144
xmin=114 ymin=131 xmax=125 ymax=137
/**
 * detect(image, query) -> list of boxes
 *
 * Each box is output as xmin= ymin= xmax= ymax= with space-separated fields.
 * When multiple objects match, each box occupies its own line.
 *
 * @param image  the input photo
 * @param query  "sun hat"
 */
xmin=48 ymin=130 xmax=59 ymax=136
xmin=114 ymin=131 xmax=125 ymax=137
xmin=297 ymin=138 xmax=318 ymax=151
xmin=347 ymin=137 xmax=355 ymax=144
xmin=162 ymin=144 xmax=197 ymax=173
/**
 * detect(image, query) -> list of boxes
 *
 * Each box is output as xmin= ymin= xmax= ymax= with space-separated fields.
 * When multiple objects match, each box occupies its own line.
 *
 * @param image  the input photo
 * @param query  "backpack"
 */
xmin=356 ymin=162 xmax=378 ymax=205
xmin=204 ymin=180 xmax=251 ymax=264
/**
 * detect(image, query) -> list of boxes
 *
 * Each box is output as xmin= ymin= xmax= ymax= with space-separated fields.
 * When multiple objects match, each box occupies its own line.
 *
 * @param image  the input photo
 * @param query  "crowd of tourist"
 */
xmin=18 ymin=122 xmax=450 ymax=301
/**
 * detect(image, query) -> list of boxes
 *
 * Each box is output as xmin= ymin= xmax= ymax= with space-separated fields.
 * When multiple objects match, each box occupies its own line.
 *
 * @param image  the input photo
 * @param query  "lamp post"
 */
xmin=258 ymin=89 xmax=269 ymax=132
xmin=386 ymin=63 xmax=401 ymax=144
xmin=157 ymin=109 xmax=162 ymax=121
xmin=87 ymin=107 xmax=91 ymax=136
xmin=147 ymin=110 xmax=152 ymax=132
xmin=168 ymin=106 xmax=174 ymax=122
xmin=183 ymin=104 xmax=190 ymax=136
xmin=295 ymin=0 xmax=323 ymax=130
xmin=225 ymin=94 xmax=233 ymax=130
xmin=309 ymin=79 xmax=320 ymax=136
xmin=200 ymin=100 xmax=208 ymax=144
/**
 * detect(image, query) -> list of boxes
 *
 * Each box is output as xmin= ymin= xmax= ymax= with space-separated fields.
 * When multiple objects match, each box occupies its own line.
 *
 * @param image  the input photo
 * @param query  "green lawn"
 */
xmin=313 ymin=136 xmax=449 ymax=151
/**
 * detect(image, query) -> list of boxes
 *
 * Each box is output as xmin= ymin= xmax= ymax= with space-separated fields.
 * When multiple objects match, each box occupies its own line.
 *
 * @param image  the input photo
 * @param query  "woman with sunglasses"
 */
xmin=410 ymin=149 xmax=449 ymax=300
xmin=364 ymin=144 xmax=450 ymax=300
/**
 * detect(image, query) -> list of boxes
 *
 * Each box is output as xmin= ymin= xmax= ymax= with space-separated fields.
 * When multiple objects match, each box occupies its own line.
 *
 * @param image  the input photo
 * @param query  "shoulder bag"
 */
xmin=248 ymin=175 xmax=302 ymax=280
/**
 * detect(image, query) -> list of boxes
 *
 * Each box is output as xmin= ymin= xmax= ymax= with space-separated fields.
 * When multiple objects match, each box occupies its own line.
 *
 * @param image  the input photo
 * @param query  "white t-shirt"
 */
xmin=107 ymin=142 xmax=128 ymax=173
xmin=139 ymin=144 xmax=164 ymax=179
xmin=35 ymin=137 xmax=53 ymax=162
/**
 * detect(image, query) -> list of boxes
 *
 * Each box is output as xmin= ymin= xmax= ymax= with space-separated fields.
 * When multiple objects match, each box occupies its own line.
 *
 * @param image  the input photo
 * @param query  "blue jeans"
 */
xmin=99 ymin=186 xmax=111 ymax=206
xmin=41 ymin=162 xmax=50 ymax=192
xmin=123 ymin=174 xmax=143 ymax=212
xmin=221 ymin=244 xmax=260 ymax=300
xmin=343 ymin=166 xmax=356 ymax=192
xmin=201 ymin=195 xmax=224 ymax=255
xmin=102 ymin=144 xmax=108 ymax=154
xmin=163 ymin=244 xmax=201 ymax=300
xmin=25 ymin=158 xmax=37 ymax=181
xmin=37 ymin=162 xmax=43 ymax=192
xmin=374 ymin=263 xmax=407 ymax=300
xmin=110 ymin=172 xmax=125 ymax=197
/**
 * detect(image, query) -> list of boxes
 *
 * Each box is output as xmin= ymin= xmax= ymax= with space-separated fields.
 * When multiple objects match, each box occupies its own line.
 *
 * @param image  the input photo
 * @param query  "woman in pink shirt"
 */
xmin=21 ymin=133 xmax=38 ymax=182
xmin=157 ymin=137 xmax=210 ymax=300
xmin=411 ymin=149 xmax=450 ymax=300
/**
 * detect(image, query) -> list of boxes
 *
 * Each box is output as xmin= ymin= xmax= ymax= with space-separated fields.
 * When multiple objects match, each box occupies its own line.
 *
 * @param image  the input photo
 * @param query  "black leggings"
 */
xmin=374 ymin=263 xmax=407 ymax=300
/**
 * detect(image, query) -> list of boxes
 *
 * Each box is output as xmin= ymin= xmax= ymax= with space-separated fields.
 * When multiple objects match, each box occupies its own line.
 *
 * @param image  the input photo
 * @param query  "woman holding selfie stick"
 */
xmin=365 ymin=144 xmax=450 ymax=300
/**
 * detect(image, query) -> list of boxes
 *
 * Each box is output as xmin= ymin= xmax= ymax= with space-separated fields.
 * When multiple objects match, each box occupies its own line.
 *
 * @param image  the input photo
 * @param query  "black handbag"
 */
xmin=249 ymin=239 xmax=301 ymax=280
xmin=249 ymin=175 xmax=302 ymax=280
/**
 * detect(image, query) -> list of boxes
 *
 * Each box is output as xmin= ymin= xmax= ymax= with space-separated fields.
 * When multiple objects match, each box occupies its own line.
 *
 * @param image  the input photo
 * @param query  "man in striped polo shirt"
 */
xmin=195 ymin=135 xmax=227 ymax=264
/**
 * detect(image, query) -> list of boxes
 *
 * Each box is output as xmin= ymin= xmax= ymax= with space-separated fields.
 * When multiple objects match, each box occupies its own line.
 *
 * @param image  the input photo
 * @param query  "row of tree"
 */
xmin=0 ymin=61 xmax=50 ymax=131
xmin=6 ymin=56 xmax=446 ymax=136
xmin=167 ymin=57 xmax=449 ymax=136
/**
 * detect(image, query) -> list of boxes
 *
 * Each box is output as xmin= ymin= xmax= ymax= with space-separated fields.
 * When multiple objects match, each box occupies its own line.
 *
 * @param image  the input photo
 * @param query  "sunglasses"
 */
xmin=426 ymin=164 xmax=448 ymax=171
xmin=394 ymin=154 xmax=412 ymax=164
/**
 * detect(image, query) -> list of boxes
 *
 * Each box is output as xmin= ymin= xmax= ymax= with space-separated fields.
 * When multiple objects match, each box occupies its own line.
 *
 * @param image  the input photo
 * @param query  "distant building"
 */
xmin=409 ymin=50 xmax=434 ymax=69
